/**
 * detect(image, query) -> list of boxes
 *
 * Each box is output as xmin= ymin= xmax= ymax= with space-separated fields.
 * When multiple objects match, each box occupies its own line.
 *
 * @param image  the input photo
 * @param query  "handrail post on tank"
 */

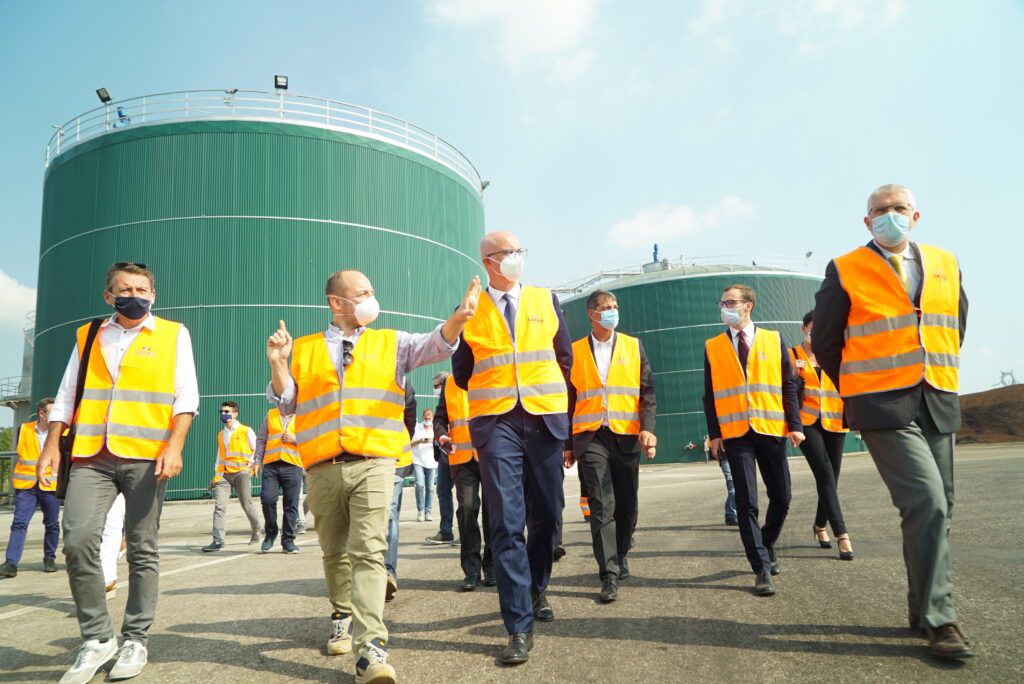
xmin=104 ymin=103 xmax=110 ymax=130
xmin=76 ymin=116 xmax=80 ymax=142
xmin=185 ymin=90 xmax=190 ymax=118
xmin=279 ymin=90 xmax=284 ymax=120
xmin=142 ymin=96 xmax=146 ymax=123
xmin=326 ymin=99 xmax=331 ymax=126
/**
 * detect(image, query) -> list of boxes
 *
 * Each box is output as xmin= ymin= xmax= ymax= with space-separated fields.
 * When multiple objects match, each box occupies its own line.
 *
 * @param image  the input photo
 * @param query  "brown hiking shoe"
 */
xmin=926 ymin=623 xmax=973 ymax=659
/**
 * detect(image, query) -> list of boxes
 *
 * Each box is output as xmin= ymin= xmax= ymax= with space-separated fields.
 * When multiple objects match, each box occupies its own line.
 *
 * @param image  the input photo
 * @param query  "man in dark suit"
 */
xmin=564 ymin=289 xmax=656 ymax=603
xmin=813 ymin=184 xmax=971 ymax=659
xmin=452 ymin=230 xmax=573 ymax=664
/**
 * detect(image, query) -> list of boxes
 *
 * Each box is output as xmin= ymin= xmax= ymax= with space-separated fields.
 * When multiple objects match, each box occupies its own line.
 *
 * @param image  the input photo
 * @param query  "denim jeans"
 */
xmin=436 ymin=452 xmax=455 ymax=536
xmin=413 ymin=464 xmax=436 ymax=514
xmin=384 ymin=474 xmax=404 ymax=579
xmin=4 ymin=485 xmax=60 ymax=565
xmin=260 ymin=461 xmax=304 ymax=545
xmin=719 ymin=458 xmax=736 ymax=521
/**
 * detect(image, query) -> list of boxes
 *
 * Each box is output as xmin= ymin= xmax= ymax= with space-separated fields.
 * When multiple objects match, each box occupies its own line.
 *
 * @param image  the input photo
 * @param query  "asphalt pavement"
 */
xmin=1 ymin=443 xmax=1021 ymax=683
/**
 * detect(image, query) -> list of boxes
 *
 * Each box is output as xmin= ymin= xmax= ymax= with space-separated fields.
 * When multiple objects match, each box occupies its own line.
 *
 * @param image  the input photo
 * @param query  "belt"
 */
xmin=313 ymin=453 xmax=370 ymax=469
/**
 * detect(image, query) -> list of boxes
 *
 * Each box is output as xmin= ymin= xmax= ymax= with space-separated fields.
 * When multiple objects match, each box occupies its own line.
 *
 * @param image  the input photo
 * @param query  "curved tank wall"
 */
xmin=560 ymin=267 xmax=867 ymax=463
xmin=34 ymin=118 xmax=485 ymax=499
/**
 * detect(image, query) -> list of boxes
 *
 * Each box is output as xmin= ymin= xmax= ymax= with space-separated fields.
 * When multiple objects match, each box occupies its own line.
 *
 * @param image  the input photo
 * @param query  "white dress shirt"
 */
xmin=411 ymin=422 xmax=436 ymax=468
xmin=49 ymin=313 xmax=200 ymax=426
xmin=876 ymin=241 xmax=922 ymax=297
xmin=486 ymin=281 xmax=522 ymax=335
xmin=34 ymin=422 xmax=48 ymax=451
xmin=220 ymin=422 xmax=257 ymax=463
xmin=728 ymin=321 xmax=757 ymax=354
xmin=591 ymin=332 xmax=615 ymax=427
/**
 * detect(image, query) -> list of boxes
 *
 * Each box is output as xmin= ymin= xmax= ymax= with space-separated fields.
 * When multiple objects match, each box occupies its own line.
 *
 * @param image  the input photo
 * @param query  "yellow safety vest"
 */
xmin=14 ymin=421 xmax=55 ymax=491
xmin=461 ymin=286 xmax=567 ymax=418
xmin=707 ymin=329 xmax=787 ymax=439
xmin=292 ymin=328 xmax=407 ymax=468
xmin=570 ymin=334 xmax=642 ymax=436
xmin=72 ymin=317 xmax=181 ymax=460
xmin=833 ymin=244 xmax=960 ymax=397
xmin=215 ymin=424 xmax=254 ymax=481
xmin=263 ymin=408 xmax=303 ymax=468
xmin=443 ymin=375 xmax=478 ymax=465
xmin=789 ymin=345 xmax=847 ymax=433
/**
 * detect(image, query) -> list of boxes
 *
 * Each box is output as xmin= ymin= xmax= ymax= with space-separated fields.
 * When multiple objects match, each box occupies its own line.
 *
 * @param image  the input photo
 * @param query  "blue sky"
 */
xmin=1 ymin=0 xmax=1021 ymax=426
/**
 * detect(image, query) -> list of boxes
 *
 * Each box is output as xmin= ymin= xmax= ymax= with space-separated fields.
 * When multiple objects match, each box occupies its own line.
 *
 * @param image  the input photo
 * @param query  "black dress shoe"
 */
xmin=43 ymin=558 xmax=57 ymax=573
xmin=767 ymin=547 xmax=780 ymax=575
xmin=532 ymin=592 xmax=554 ymax=621
xmin=618 ymin=555 xmax=630 ymax=580
xmin=460 ymin=575 xmax=479 ymax=591
xmin=599 ymin=579 xmax=618 ymax=603
xmin=201 ymin=541 xmax=223 ymax=553
xmin=0 ymin=561 xmax=17 ymax=578
xmin=501 ymin=632 xmax=533 ymax=664
xmin=553 ymin=545 xmax=566 ymax=561
xmin=483 ymin=570 xmax=497 ymax=586
xmin=754 ymin=571 xmax=776 ymax=596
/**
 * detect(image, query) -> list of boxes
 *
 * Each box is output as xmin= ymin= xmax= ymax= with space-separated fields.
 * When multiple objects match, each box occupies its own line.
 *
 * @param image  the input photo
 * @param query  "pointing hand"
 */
xmin=267 ymin=319 xmax=293 ymax=363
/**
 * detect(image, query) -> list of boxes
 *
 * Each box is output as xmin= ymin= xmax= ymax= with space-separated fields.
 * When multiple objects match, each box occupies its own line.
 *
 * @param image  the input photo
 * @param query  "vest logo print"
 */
xmin=756 ymin=352 xmax=770 ymax=360
xmin=136 ymin=346 xmax=156 ymax=357
xmin=932 ymin=269 xmax=948 ymax=281
xmin=528 ymin=314 xmax=544 ymax=323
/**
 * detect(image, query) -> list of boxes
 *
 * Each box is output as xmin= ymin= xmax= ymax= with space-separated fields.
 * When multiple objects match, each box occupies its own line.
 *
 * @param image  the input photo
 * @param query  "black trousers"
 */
xmin=453 ymin=459 xmax=492 ymax=579
xmin=724 ymin=432 xmax=792 ymax=574
xmin=260 ymin=460 xmax=303 ymax=545
xmin=578 ymin=428 xmax=640 ymax=581
xmin=798 ymin=421 xmax=848 ymax=536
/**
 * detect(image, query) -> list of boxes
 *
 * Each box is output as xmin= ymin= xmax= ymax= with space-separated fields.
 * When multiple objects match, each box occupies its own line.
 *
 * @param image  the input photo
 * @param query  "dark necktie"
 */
xmin=502 ymin=293 xmax=516 ymax=339
xmin=736 ymin=330 xmax=749 ymax=373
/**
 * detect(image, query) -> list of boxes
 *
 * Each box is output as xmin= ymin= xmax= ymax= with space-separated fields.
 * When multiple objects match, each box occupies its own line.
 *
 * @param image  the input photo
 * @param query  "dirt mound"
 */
xmin=958 ymin=384 xmax=1024 ymax=444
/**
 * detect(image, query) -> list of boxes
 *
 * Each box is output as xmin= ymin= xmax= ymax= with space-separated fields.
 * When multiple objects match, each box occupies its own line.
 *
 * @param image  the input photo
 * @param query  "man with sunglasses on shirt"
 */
xmin=37 ymin=261 xmax=198 ymax=683
xmin=201 ymin=402 xmax=262 ymax=552
xmin=266 ymin=268 xmax=480 ymax=684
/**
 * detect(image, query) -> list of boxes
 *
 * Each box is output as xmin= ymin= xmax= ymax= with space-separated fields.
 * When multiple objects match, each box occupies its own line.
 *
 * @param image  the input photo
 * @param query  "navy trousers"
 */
xmin=435 ymin=451 xmax=455 ymax=537
xmin=260 ymin=461 xmax=304 ymax=546
xmin=5 ymin=486 xmax=61 ymax=565
xmin=477 ymin=406 xmax=564 ymax=634
xmin=724 ymin=432 xmax=792 ymax=573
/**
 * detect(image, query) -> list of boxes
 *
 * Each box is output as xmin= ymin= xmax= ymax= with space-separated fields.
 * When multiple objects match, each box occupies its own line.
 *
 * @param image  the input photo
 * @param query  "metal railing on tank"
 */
xmin=44 ymin=90 xmax=483 ymax=193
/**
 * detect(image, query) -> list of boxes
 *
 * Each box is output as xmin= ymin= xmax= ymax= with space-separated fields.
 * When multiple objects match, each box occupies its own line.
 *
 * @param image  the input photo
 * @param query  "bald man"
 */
xmin=267 ymin=269 xmax=480 ymax=684
xmin=813 ymin=185 xmax=971 ymax=659
xmin=452 ymin=231 xmax=573 ymax=664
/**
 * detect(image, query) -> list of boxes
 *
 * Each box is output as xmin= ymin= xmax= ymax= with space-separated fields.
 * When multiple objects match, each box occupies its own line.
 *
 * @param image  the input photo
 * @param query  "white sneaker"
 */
xmin=416 ymin=511 xmax=424 ymax=522
xmin=424 ymin=512 xmax=432 ymax=522
xmin=109 ymin=640 xmax=147 ymax=680
xmin=60 ymin=639 xmax=118 ymax=684
xmin=355 ymin=639 xmax=396 ymax=684
xmin=327 ymin=612 xmax=353 ymax=655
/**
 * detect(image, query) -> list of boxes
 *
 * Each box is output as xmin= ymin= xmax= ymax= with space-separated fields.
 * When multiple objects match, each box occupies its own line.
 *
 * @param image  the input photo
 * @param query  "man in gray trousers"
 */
xmin=37 ymin=262 xmax=199 ymax=682
xmin=812 ymin=184 xmax=971 ymax=659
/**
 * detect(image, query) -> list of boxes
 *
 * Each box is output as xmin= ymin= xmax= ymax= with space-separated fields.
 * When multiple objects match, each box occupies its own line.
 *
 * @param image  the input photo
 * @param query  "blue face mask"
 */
xmin=596 ymin=309 xmax=619 ymax=330
xmin=220 ymin=413 xmax=233 ymax=424
xmin=870 ymin=212 xmax=911 ymax=248
xmin=113 ymin=296 xmax=152 ymax=320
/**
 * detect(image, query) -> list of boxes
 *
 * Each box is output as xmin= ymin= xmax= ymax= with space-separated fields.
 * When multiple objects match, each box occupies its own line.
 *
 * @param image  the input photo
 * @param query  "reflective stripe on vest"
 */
xmin=292 ymin=328 xmax=407 ymax=468
xmin=833 ymin=244 xmax=960 ymax=397
xmin=462 ymin=286 xmax=568 ymax=418
xmin=215 ymin=424 xmax=254 ymax=479
xmin=570 ymin=334 xmax=641 ymax=436
xmin=707 ymin=329 xmax=787 ymax=438
xmin=14 ymin=421 xmax=55 ymax=491
xmin=789 ymin=346 xmax=848 ymax=433
xmin=72 ymin=317 xmax=180 ymax=460
xmin=263 ymin=408 xmax=302 ymax=468
xmin=444 ymin=376 xmax=478 ymax=465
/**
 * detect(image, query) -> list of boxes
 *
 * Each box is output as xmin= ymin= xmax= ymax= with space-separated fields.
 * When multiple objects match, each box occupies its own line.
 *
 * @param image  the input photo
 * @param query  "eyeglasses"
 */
xmin=433 ymin=385 xmax=442 ymax=391
xmin=112 ymin=261 xmax=149 ymax=270
xmin=220 ymin=409 xmax=233 ymax=414
xmin=718 ymin=299 xmax=748 ymax=309
xmin=486 ymin=248 xmax=528 ymax=260
xmin=868 ymin=204 xmax=915 ymax=218
xmin=342 ymin=339 xmax=355 ymax=368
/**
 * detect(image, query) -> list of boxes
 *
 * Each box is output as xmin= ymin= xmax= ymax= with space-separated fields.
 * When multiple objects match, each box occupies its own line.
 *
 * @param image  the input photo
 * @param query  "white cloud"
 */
xmin=0 ymin=269 xmax=35 ymax=332
xmin=778 ymin=0 xmax=909 ymax=56
xmin=689 ymin=0 xmax=736 ymax=35
xmin=607 ymin=196 xmax=756 ymax=247
xmin=430 ymin=0 xmax=597 ymax=73
xmin=548 ymin=48 xmax=596 ymax=85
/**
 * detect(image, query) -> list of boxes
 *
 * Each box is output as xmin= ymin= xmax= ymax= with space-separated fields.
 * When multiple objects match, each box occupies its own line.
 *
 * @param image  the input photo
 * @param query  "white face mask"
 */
xmin=433 ymin=386 xmax=442 ymax=396
xmin=721 ymin=307 xmax=745 ymax=326
xmin=491 ymin=251 xmax=524 ymax=281
xmin=337 ymin=295 xmax=380 ymax=327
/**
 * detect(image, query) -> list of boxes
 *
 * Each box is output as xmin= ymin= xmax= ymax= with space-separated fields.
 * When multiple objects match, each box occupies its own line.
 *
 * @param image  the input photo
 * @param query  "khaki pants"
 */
xmin=307 ymin=457 xmax=394 ymax=654
xmin=211 ymin=471 xmax=261 ymax=543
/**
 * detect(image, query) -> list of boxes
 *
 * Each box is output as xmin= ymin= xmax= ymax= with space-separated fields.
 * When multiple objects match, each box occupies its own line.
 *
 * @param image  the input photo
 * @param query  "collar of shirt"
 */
xmin=591 ymin=332 xmax=614 ymax=351
xmin=875 ymin=241 xmax=915 ymax=262
xmin=102 ymin=312 xmax=157 ymax=332
xmin=324 ymin=322 xmax=364 ymax=345
xmin=486 ymin=281 xmax=522 ymax=306
xmin=34 ymin=423 xmax=47 ymax=435
xmin=730 ymin=322 xmax=756 ymax=343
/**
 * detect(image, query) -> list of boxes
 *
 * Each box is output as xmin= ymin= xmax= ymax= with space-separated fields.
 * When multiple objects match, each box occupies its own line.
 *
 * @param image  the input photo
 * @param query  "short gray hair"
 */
xmin=586 ymin=289 xmax=616 ymax=311
xmin=867 ymin=184 xmax=917 ymax=211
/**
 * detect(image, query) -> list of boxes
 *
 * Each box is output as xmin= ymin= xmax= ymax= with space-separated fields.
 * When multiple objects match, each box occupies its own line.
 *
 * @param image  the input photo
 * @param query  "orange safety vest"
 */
xmin=833 ymin=244 xmax=960 ymax=397
xmin=72 ymin=317 xmax=181 ymax=460
xmin=789 ymin=345 xmax=848 ymax=433
xmin=14 ymin=421 xmax=55 ymax=491
xmin=215 ymin=423 xmax=254 ymax=480
xmin=461 ymin=286 xmax=567 ymax=418
xmin=292 ymin=328 xmax=407 ymax=468
xmin=706 ymin=328 xmax=787 ymax=439
xmin=263 ymin=408 xmax=303 ymax=468
xmin=570 ymin=333 xmax=642 ymax=436
xmin=443 ymin=375 xmax=478 ymax=465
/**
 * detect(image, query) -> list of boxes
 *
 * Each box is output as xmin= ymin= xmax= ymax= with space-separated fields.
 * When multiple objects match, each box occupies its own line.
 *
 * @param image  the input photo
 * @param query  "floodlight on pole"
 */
xmin=96 ymin=88 xmax=112 ymax=103
xmin=274 ymin=75 xmax=288 ymax=90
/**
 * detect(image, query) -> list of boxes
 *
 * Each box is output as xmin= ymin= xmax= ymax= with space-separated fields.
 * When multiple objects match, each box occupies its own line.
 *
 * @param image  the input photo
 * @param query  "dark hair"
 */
xmin=221 ymin=401 xmax=240 ymax=412
xmin=586 ymin=289 xmax=616 ymax=311
xmin=803 ymin=311 xmax=813 ymax=327
xmin=106 ymin=262 xmax=155 ymax=290
xmin=723 ymin=284 xmax=756 ymax=307
xmin=36 ymin=397 xmax=54 ymax=413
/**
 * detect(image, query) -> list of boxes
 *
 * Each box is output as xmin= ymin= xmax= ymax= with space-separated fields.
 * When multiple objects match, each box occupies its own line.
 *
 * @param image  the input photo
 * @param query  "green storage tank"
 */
xmin=559 ymin=263 xmax=867 ymax=463
xmin=34 ymin=90 xmax=486 ymax=499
